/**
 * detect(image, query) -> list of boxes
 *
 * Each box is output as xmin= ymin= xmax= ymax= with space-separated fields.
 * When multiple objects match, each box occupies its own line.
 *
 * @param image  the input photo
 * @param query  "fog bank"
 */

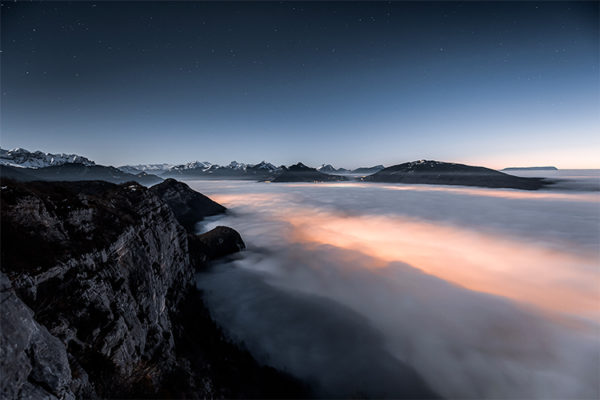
xmin=191 ymin=179 xmax=600 ymax=399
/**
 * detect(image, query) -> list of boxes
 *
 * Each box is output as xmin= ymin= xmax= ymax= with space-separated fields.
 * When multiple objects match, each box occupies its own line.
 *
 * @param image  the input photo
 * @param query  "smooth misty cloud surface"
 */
xmin=190 ymin=179 xmax=599 ymax=399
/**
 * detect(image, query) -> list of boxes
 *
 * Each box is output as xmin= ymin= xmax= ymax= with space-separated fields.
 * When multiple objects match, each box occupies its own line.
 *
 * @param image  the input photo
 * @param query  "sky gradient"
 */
xmin=1 ymin=1 xmax=598 ymax=169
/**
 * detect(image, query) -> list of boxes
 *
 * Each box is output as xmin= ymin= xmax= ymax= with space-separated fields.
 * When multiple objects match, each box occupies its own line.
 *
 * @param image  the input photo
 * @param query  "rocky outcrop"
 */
xmin=194 ymin=226 xmax=245 ymax=260
xmin=150 ymin=178 xmax=226 ymax=232
xmin=0 ymin=178 xmax=307 ymax=399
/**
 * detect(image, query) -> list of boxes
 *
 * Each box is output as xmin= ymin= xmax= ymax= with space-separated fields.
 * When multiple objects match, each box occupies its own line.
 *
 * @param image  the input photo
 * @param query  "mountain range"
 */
xmin=0 ymin=147 xmax=553 ymax=189
xmin=363 ymin=160 xmax=549 ymax=190
xmin=162 ymin=161 xmax=282 ymax=180
xmin=0 ymin=147 xmax=383 ymax=178
xmin=121 ymin=162 xmax=385 ymax=178
xmin=316 ymin=164 xmax=385 ymax=175
xmin=272 ymin=163 xmax=348 ymax=183
xmin=0 ymin=147 xmax=95 ymax=168
xmin=0 ymin=148 xmax=161 ymax=184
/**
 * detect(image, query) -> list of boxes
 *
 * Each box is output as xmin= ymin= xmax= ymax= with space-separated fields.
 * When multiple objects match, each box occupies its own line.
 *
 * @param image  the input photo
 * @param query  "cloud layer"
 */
xmin=191 ymin=180 xmax=600 ymax=399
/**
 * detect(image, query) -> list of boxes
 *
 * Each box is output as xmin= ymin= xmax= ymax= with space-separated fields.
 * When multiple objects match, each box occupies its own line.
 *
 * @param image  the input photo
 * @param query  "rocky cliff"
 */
xmin=150 ymin=178 xmax=226 ymax=232
xmin=0 ymin=178 xmax=307 ymax=399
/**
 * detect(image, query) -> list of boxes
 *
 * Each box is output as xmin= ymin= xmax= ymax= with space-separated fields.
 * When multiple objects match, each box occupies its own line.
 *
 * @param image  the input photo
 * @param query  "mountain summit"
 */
xmin=0 ymin=147 xmax=95 ymax=168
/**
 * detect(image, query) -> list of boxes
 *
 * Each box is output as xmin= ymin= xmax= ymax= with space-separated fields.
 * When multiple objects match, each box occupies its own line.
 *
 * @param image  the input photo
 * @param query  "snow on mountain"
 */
xmin=317 ymin=164 xmax=352 ymax=174
xmin=317 ymin=164 xmax=338 ymax=173
xmin=119 ymin=163 xmax=175 ymax=173
xmin=226 ymin=161 xmax=247 ymax=170
xmin=171 ymin=161 xmax=213 ymax=171
xmin=170 ymin=160 xmax=279 ymax=173
xmin=0 ymin=147 xmax=95 ymax=168
xmin=251 ymin=161 xmax=278 ymax=170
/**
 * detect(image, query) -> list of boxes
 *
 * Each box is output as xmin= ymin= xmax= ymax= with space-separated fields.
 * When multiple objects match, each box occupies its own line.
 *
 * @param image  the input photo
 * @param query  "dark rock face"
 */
xmin=0 ymin=178 xmax=307 ymax=399
xmin=272 ymin=163 xmax=348 ymax=183
xmin=363 ymin=160 xmax=551 ymax=190
xmin=194 ymin=226 xmax=246 ymax=260
xmin=0 ymin=273 xmax=74 ymax=400
xmin=1 ymin=179 xmax=194 ymax=397
xmin=0 ymin=163 xmax=163 ymax=185
xmin=1 ymin=180 xmax=181 ymax=274
xmin=150 ymin=178 xmax=226 ymax=232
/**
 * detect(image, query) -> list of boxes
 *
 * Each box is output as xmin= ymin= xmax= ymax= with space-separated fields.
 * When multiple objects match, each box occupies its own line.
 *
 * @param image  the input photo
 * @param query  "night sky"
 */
xmin=1 ymin=1 xmax=598 ymax=168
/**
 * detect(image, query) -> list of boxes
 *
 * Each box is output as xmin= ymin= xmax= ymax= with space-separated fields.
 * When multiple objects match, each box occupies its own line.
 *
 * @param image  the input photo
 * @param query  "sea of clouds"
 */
xmin=189 ymin=179 xmax=600 ymax=399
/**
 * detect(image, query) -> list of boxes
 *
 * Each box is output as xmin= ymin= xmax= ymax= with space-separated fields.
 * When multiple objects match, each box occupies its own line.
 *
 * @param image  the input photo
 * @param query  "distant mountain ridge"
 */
xmin=317 ymin=164 xmax=350 ymax=174
xmin=162 ymin=160 xmax=282 ymax=180
xmin=352 ymin=165 xmax=385 ymax=174
xmin=502 ymin=166 xmax=558 ymax=171
xmin=363 ymin=160 xmax=550 ymax=190
xmin=123 ymin=161 xmax=385 ymax=177
xmin=0 ymin=147 xmax=95 ymax=168
xmin=118 ymin=163 xmax=175 ymax=174
xmin=317 ymin=164 xmax=385 ymax=175
xmin=119 ymin=160 xmax=281 ymax=179
xmin=1 ymin=147 xmax=557 ymax=190
xmin=0 ymin=163 xmax=163 ymax=185
xmin=272 ymin=163 xmax=347 ymax=183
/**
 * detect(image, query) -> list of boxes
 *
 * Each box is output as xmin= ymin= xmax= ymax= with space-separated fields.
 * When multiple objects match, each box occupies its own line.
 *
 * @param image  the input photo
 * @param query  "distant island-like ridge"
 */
xmin=363 ymin=160 xmax=551 ymax=190
xmin=502 ymin=166 xmax=558 ymax=171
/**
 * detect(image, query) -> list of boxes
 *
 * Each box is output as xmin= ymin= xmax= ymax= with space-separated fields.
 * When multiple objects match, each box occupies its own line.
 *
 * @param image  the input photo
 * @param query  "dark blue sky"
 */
xmin=1 ymin=1 xmax=598 ymax=168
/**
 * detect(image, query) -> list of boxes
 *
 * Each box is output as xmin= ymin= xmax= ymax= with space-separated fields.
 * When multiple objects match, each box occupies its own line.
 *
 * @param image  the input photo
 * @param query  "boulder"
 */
xmin=151 ymin=178 xmax=226 ymax=232
xmin=194 ymin=226 xmax=246 ymax=261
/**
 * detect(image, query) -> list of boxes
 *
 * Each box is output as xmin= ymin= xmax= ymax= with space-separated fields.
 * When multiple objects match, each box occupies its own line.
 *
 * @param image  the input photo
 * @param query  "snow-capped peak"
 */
xmin=317 ymin=164 xmax=336 ymax=172
xmin=0 ymin=147 xmax=95 ymax=168
xmin=251 ymin=161 xmax=277 ymax=170
xmin=171 ymin=161 xmax=212 ymax=171
xmin=226 ymin=161 xmax=247 ymax=170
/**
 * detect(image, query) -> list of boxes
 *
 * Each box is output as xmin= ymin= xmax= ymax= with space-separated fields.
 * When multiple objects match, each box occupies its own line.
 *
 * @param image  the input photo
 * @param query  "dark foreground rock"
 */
xmin=0 ymin=178 xmax=309 ymax=399
xmin=0 ymin=274 xmax=74 ymax=399
xmin=363 ymin=160 xmax=551 ymax=190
